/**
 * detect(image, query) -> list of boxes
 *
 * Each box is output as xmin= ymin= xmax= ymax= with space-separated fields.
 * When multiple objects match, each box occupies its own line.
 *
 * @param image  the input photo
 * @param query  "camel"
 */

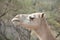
xmin=11 ymin=13 xmax=56 ymax=40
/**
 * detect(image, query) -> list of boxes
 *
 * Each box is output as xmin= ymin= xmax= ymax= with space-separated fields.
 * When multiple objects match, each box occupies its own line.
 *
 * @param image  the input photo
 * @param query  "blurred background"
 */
xmin=0 ymin=0 xmax=60 ymax=40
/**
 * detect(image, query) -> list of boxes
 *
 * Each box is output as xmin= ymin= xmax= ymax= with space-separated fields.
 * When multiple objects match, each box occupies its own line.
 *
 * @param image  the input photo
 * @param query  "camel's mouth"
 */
xmin=13 ymin=20 xmax=20 ymax=22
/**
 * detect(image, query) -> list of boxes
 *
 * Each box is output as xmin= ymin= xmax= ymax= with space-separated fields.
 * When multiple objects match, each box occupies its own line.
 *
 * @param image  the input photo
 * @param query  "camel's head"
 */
xmin=11 ymin=12 xmax=45 ymax=30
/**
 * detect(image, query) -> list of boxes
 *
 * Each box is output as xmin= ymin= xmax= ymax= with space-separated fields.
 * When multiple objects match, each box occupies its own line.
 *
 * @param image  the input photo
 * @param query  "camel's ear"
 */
xmin=39 ymin=12 xmax=45 ymax=18
xmin=41 ymin=13 xmax=44 ymax=18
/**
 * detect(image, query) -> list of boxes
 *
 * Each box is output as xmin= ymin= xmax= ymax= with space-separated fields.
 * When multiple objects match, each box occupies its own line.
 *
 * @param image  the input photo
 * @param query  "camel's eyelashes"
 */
xmin=29 ymin=16 xmax=35 ymax=20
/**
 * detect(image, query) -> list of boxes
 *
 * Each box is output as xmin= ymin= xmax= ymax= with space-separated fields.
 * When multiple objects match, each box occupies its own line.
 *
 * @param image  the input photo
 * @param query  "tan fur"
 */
xmin=11 ymin=13 xmax=56 ymax=40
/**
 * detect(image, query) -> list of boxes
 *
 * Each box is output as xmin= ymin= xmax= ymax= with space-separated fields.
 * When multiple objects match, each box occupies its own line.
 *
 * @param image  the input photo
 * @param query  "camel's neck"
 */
xmin=35 ymin=18 xmax=56 ymax=40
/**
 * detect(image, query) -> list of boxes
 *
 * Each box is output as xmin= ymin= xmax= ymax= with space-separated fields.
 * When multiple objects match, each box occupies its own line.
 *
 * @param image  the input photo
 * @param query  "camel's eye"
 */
xmin=29 ymin=16 xmax=35 ymax=20
xmin=29 ymin=15 xmax=35 ymax=20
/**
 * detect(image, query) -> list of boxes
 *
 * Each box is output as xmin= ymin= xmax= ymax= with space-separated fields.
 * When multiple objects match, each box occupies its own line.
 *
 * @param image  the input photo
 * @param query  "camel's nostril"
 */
xmin=11 ymin=18 xmax=20 ymax=22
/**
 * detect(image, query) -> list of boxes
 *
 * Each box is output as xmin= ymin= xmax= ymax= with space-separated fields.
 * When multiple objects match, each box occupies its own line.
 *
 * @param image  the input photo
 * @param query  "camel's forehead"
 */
xmin=28 ymin=13 xmax=42 ymax=18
